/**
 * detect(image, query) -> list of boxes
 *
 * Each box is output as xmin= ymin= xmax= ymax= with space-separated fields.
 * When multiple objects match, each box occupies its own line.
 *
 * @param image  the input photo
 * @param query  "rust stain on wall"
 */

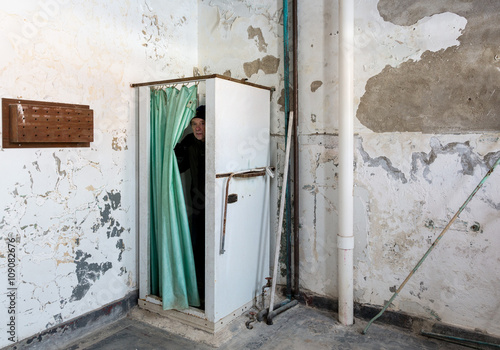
xmin=358 ymin=1 xmax=500 ymax=133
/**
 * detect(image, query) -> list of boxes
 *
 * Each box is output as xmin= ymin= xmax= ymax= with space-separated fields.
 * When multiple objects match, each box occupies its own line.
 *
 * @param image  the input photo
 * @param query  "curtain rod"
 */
xmin=130 ymin=74 xmax=274 ymax=91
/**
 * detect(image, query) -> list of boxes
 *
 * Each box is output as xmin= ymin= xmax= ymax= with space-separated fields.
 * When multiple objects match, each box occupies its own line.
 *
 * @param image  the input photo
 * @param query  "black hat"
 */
xmin=193 ymin=105 xmax=205 ymax=121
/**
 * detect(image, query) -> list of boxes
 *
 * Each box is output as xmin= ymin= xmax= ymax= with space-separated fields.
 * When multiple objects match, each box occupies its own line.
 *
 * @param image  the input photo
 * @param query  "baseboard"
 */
xmin=295 ymin=288 xmax=500 ymax=346
xmin=2 ymin=290 xmax=138 ymax=350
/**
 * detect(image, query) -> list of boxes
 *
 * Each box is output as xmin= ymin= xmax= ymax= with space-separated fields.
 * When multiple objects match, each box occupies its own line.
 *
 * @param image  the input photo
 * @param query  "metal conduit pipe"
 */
xmin=267 ymin=299 xmax=299 ymax=325
xmin=292 ymin=0 xmax=300 ymax=299
xmin=257 ymin=299 xmax=297 ymax=323
xmin=338 ymin=0 xmax=354 ymax=325
xmin=283 ymin=0 xmax=292 ymax=301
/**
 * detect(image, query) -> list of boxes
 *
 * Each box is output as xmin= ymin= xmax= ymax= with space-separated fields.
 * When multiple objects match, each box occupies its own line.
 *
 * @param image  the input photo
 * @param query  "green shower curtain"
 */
xmin=150 ymin=85 xmax=200 ymax=309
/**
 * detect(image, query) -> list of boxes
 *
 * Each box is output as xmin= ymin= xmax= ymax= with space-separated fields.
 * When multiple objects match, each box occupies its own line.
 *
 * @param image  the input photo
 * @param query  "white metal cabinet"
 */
xmin=138 ymin=76 xmax=271 ymax=330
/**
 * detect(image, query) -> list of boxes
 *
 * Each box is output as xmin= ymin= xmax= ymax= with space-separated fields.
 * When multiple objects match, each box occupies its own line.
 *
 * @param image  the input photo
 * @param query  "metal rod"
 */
xmin=219 ymin=167 xmax=270 ymax=254
xmin=268 ymin=112 xmax=294 ymax=317
xmin=220 ymin=173 xmax=235 ymax=254
xmin=362 ymin=156 xmax=500 ymax=334
xmin=216 ymin=167 xmax=274 ymax=179
xmin=292 ymin=0 xmax=300 ymax=300
xmin=257 ymin=301 xmax=285 ymax=322
xmin=282 ymin=0 xmax=292 ymax=301
xmin=267 ymin=299 xmax=299 ymax=325
xmin=421 ymin=331 xmax=500 ymax=349
xmin=130 ymin=74 xmax=274 ymax=91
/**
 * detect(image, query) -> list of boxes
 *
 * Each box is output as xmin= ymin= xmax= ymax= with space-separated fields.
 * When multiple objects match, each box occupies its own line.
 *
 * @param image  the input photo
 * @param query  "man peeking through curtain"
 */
xmin=174 ymin=105 xmax=206 ymax=306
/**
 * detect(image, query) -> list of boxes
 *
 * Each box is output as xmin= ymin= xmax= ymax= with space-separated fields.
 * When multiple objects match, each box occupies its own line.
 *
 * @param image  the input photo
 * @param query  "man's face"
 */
xmin=191 ymin=118 xmax=205 ymax=142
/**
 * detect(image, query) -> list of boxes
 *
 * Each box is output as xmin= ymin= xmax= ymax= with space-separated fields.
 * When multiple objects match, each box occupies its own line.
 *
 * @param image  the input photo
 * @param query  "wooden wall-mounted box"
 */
xmin=2 ymin=98 xmax=93 ymax=148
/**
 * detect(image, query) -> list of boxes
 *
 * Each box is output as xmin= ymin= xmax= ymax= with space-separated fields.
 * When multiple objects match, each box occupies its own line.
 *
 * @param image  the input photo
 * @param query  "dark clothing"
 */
xmin=174 ymin=133 xmax=205 ymax=303
xmin=175 ymin=134 xmax=205 ymax=206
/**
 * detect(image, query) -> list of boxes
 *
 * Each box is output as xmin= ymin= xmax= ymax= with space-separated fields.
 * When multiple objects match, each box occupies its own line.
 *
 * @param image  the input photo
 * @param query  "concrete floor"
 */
xmin=65 ymin=304 xmax=469 ymax=350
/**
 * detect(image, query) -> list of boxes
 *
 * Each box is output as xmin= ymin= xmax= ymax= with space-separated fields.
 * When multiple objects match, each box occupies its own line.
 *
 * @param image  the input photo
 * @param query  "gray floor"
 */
xmin=64 ymin=305 xmax=472 ymax=350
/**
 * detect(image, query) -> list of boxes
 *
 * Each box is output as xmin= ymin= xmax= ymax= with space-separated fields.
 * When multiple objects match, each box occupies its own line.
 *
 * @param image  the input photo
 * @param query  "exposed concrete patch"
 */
xmin=310 ymin=81 xmax=323 ymax=92
xmin=247 ymin=26 xmax=268 ymax=52
xmin=243 ymin=55 xmax=280 ymax=78
xmin=92 ymin=191 xmax=126 ymax=239
xmin=116 ymin=239 xmax=125 ymax=262
xmin=277 ymin=88 xmax=285 ymax=112
xmin=105 ymin=191 xmax=121 ymax=210
xmin=377 ymin=1 xmax=474 ymax=26
xmin=358 ymin=2 xmax=500 ymax=133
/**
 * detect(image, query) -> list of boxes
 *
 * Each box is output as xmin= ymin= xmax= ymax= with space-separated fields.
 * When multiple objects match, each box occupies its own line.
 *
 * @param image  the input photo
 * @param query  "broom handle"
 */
xmin=268 ymin=112 xmax=294 ymax=315
xmin=363 ymin=156 xmax=500 ymax=334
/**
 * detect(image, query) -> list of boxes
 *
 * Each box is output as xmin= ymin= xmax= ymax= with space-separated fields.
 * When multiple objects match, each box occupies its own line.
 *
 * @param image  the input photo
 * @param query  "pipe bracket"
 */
xmin=337 ymin=235 xmax=354 ymax=250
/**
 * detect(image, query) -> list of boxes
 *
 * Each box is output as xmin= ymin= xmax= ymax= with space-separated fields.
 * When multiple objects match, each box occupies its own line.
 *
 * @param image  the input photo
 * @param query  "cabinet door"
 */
xmin=205 ymin=78 xmax=271 ymax=322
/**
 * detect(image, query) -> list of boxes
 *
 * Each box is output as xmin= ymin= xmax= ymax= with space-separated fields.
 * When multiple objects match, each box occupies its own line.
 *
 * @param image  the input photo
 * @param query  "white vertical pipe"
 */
xmin=338 ymin=0 xmax=354 ymax=325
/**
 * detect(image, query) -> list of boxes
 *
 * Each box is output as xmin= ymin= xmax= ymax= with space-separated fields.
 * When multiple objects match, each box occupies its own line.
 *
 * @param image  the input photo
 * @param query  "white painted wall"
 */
xmin=0 ymin=0 xmax=197 ymax=346
xmin=1 ymin=0 xmax=499 ymax=346
xmin=198 ymin=0 xmax=284 ymax=294
xmin=298 ymin=0 xmax=500 ymax=337
xmin=200 ymin=0 xmax=500 ymax=337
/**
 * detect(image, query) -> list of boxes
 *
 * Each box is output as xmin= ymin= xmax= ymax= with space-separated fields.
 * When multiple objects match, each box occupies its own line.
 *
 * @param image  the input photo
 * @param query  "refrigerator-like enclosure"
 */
xmin=137 ymin=75 xmax=272 ymax=332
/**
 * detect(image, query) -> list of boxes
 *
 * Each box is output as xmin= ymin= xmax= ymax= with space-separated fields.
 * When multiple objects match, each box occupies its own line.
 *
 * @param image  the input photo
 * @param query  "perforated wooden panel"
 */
xmin=2 ymin=98 xmax=94 ymax=148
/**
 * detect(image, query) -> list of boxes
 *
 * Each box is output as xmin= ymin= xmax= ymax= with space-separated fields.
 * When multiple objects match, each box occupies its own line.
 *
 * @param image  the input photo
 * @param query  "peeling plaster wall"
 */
xmin=298 ymin=0 xmax=500 ymax=337
xmin=358 ymin=1 xmax=500 ymax=133
xmin=197 ymin=0 xmax=284 ymax=268
xmin=3 ymin=0 xmax=497 ymax=345
xmin=0 ymin=0 xmax=197 ymax=346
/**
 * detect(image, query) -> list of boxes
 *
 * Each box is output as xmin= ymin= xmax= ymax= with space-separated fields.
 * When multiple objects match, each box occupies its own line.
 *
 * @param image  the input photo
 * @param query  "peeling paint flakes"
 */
xmin=112 ymin=129 xmax=128 ymax=151
xmin=243 ymin=55 xmax=280 ymax=77
xmin=247 ymin=26 xmax=268 ymax=52
xmin=310 ymin=81 xmax=323 ymax=92
xmin=70 ymin=250 xmax=112 ymax=302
